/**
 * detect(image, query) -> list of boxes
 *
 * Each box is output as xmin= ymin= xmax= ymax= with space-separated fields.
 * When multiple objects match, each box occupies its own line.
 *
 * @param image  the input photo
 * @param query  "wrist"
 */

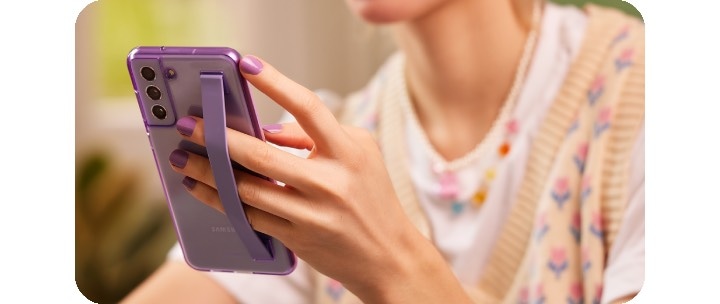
xmin=356 ymin=224 xmax=472 ymax=303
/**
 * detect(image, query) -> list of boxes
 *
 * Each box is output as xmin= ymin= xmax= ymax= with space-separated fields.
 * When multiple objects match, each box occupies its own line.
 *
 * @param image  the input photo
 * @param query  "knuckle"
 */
xmin=249 ymin=144 xmax=273 ymax=172
xmin=345 ymin=149 xmax=368 ymax=170
xmin=312 ymin=170 xmax=352 ymax=203
xmin=303 ymin=210 xmax=332 ymax=231
xmin=299 ymin=92 xmax=323 ymax=115
xmin=238 ymin=178 xmax=260 ymax=203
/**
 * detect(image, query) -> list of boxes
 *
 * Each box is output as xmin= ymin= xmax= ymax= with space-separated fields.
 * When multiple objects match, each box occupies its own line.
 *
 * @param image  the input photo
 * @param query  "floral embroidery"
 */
xmin=534 ymin=283 xmax=546 ymax=304
xmin=567 ymin=282 xmax=584 ymax=304
xmin=581 ymin=176 xmax=592 ymax=204
xmin=615 ymin=47 xmax=634 ymax=72
xmin=582 ymin=247 xmax=591 ymax=275
xmin=551 ymin=177 xmax=571 ymax=209
xmin=518 ymin=286 xmax=530 ymax=304
xmin=574 ymin=142 xmax=589 ymax=174
xmin=548 ymin=247 xmax=569 ymax=279
xmin=535 ymin=212 xmax=550 ymax=241
xmin=593 ymin=106 xmax=612 ymax=138
xmin=326 ymin=279 xmax=344 ymax=302
xmin=588 ymin=75 xmax=605 ymax=106
xmin=567 ymin=118 xmax=579 ymax=136
xmin=612 ymin=25 xmax=630 ymax=45
xmin=570 ymin=212 xmax=582 ymax=244
xmin=590 ymin=212 xmax=604 ymax=239
xmin=593 ymin=284 xmax=604 ymax=304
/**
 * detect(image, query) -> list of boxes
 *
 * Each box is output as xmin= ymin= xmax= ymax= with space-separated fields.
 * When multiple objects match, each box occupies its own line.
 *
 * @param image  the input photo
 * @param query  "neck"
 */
xmin=392 ymin=0 xmax=533 ymax=160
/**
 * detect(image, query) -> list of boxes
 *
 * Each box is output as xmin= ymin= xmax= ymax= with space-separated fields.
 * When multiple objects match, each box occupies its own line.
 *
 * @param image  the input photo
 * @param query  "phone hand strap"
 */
xmin=200 ymin=73 xmax=274 ymax=261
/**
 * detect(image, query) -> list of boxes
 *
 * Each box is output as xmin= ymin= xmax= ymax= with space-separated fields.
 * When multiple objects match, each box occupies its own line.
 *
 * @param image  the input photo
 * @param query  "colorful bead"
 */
xmin=451 ymin=201 xmax=465 ymax=215
xmin=506 ymin=119 xmax=519 ymax=135
xmin=472 ymin=187 xmax=488 ymax=207
xmin=485 ymin=169 xmax=496 ymax=181
xmin=498 ymin=142 xmax=511 ymax=157
xmin=438 ymin=171 xmax=459 ymax=200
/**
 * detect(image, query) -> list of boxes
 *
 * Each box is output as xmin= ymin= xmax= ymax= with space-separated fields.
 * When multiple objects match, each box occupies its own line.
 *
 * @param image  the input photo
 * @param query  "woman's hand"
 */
xmin=169 ymin=55 xmax=471 ymax=303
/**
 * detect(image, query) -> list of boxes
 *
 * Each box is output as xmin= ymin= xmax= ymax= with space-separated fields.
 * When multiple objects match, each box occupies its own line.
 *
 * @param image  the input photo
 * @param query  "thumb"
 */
xmin=262 ymin=122 xmax=315 ymax=151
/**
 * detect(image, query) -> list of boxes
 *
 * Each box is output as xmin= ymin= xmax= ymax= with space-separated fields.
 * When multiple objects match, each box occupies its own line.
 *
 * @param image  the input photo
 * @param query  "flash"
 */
xmin=166 ymin=68 xmax=177 ymax=79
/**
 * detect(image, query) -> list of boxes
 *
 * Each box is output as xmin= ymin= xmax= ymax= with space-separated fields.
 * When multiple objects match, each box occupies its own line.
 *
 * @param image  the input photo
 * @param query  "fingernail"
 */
xmin=239 ymin=56 xmax=263 ymax=75
xmin=182 ymin=177 xmax=197 ymax=190
xmin=169 ymin=149 xmax=189 ymax=168
xmin=176 ymin=117 xmax=196 ymax=136
xmin=262 ymin=123 xmax=283 ymax=134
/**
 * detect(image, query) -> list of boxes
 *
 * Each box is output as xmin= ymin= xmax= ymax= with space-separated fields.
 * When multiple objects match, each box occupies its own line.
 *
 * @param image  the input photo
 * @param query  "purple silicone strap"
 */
xmin=200 ymin=73 xmax=273 ymax=261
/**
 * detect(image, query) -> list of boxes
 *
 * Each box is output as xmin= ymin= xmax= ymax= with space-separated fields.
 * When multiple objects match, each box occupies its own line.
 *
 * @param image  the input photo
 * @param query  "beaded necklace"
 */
xmin=401 ymin=0 xmax=542 ymax=215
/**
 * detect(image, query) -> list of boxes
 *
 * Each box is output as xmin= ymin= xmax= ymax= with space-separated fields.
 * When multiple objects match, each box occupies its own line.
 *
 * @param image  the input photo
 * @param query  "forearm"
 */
xmin=121 ymin=261 xmax=236 ymax=304
xmin=352 ymin=229 xmax=473 ymax=304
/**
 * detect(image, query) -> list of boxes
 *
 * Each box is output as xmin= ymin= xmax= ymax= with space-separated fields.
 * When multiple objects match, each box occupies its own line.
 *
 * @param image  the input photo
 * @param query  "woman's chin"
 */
xmin=346 ymin=0 xmax=432 ymax=24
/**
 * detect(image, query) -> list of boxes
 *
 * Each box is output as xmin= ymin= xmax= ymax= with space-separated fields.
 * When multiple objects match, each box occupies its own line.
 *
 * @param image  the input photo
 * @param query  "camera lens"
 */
xmin=151 ymin=105 xmax=167 ymax=120
xmin=140 ymin=67 xmax=155 ymax=81
xmin=146 ymin=86 xmax=162 ymax=100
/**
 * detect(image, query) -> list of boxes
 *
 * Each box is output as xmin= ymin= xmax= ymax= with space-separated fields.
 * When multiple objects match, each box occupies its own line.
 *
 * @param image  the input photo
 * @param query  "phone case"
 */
xmin=127 ymin=46 xmax=295 ymax=274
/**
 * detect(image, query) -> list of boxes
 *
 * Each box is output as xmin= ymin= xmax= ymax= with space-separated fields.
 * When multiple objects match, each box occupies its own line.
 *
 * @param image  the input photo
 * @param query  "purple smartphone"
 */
xmin=127 ymin=46 xmax=295 ymax=274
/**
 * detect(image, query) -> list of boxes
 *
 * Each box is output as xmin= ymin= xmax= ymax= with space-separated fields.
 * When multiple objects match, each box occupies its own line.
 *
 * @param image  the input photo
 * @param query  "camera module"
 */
xmin=146 ymin=85 xmax=162 ymax=100
xmin=140 ymin=67 xmax=156 ymax=81
xmin=151 ymin=105 xmax=167 ymax=120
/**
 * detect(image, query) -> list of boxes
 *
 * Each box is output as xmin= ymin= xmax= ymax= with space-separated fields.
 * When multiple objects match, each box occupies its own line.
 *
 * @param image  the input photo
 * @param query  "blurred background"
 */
xmin=75 ymin=0 xmax=641 ymax=302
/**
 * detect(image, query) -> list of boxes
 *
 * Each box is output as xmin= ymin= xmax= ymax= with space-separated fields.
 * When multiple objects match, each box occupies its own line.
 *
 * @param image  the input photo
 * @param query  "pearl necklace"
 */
xmin=400 ymin=0 xmax=543 ymax=215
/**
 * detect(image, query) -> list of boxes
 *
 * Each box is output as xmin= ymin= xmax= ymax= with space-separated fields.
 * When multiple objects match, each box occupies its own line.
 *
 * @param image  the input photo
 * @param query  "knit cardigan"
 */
xmin=314 ymin=5 xmax=644 ymax=303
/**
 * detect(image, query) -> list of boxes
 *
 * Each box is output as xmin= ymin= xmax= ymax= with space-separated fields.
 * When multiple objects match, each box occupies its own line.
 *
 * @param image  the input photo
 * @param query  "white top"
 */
xmin=167 ymin=3 xmax=644 ymax=303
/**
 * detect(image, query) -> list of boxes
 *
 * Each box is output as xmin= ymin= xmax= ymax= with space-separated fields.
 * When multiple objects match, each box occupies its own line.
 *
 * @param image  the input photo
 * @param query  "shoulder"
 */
xmin=559 ymin=3 xmax=644 ymax=117
xmin=581 ymin=3 xmax=645 ymax=54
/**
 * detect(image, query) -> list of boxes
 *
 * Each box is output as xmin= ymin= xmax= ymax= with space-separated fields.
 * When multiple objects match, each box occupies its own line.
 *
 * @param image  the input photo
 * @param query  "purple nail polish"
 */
xmin=176 ymin=117 xmax=196 ymax=136
xmin=262 ymin=123 xmax=283 ymax=134
xmin=170 ymin=149 xmax=189 ymax=168
xmin=182 ymin=177 xmax=197 ymax=190
xmin=239 ymin=56 xmax=263 ymax=75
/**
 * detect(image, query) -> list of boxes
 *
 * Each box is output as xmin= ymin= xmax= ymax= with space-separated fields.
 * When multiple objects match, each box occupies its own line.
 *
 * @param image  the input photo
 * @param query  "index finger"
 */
xmin=239 ymin=55 xmax=349 ymax=155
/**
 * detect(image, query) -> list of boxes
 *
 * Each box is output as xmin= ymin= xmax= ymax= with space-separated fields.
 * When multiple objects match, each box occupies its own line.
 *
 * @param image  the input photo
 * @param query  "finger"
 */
xmin=235 ymin=170 xmax=308 ymax=223
xmin=262 ymin=122 xmax=314 ymax=150
xmin=173 ymin=150 xmax=309 ymax=224
xmin=182 ymin=177 xmax=292 ymax=239
xmin=169 ymin=149 xmax=217 ymax=189
xmin=238 ymin=55 xmax=348 ymax=154
xmin=244 ymin=205 xmax=293 ymax=241
xmin=176 ymin=117 xmax=314 ymax=188
xmin=181 ymin=177 xmax=223 ymax=212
